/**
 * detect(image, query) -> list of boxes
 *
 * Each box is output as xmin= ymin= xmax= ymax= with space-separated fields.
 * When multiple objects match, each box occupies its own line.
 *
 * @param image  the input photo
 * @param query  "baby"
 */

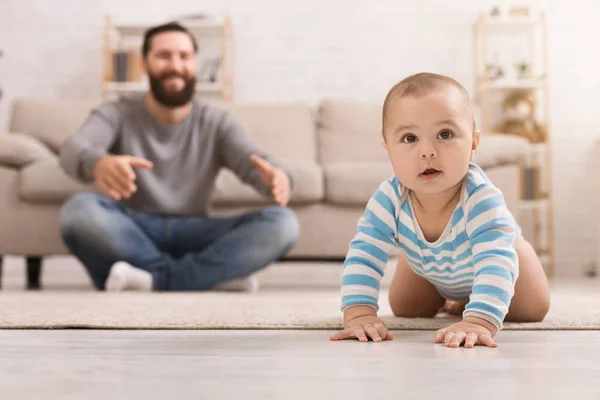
xmin=331 ymin=73 xmax=551 ymax=348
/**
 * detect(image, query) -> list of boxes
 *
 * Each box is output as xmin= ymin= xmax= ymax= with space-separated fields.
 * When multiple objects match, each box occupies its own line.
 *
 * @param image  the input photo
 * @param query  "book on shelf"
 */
xmin=110 ymin=50 xmax=144 ymax=83
xmin=521 ymin=166 xmax=543 ymax=200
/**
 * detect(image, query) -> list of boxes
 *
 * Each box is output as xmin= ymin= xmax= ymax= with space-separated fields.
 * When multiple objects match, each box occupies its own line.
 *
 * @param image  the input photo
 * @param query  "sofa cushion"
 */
xmin=19 ymin=157 xmax=97 ymax=203
xmin=212 ymin=161 xmax=324 ymax=206
xmin=0 ymin=132 xmax=55 ymax=168
xmin=325 ymin=162 xmax=394 ymax=205
xmin=219 ymin=103 xmax=317 ymax=162
xmin=318 ymin=99 xmax=388 ymax=164
xmin=10 ymin=98 xmax=101 ymax=153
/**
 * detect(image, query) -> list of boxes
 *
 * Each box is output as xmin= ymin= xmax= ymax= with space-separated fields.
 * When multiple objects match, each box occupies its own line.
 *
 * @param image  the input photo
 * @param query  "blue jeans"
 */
xmin=59 ymin=193 xmax=300 ymax=291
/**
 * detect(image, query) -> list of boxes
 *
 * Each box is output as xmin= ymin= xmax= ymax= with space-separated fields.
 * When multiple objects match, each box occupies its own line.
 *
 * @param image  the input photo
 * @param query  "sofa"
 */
xmin=0 ymin=97 xmax=531 ymax=289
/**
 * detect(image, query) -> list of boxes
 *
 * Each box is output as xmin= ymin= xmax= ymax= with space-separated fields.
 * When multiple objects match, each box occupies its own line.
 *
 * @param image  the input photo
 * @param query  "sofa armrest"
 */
xmin=0 ymin=132 xmax=55 ymax=168
xmin=474 ymin=133 xmax=531 ymax=168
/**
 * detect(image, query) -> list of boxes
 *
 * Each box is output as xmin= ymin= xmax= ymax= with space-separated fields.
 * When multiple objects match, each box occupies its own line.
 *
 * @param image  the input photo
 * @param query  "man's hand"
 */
xmin=434 ymin=316 xmax=498 ymax=348
xmin=250 ymin=155 xmax=291 ymax=206
xmin=92 ymin=155 xmax=153 ymax=201
xmin=330 ymin=306 xmax=393 ymax=343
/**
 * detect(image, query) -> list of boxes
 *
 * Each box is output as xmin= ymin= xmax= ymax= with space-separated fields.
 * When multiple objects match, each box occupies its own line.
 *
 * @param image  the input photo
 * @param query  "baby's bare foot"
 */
xmin=442 ymin=300 xmax=467 ymax=316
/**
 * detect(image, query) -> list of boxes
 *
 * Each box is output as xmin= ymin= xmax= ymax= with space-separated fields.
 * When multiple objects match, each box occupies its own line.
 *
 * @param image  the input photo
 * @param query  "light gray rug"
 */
xmin=0 ymin=288 xmax=598 ymax=330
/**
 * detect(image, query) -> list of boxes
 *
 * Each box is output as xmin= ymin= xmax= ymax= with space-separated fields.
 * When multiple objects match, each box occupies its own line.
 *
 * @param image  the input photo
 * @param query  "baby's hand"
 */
xmin=434 ymin=318 xmax=498 ymax=348
xmin=330 ymin=314 xmax=393 ymax=343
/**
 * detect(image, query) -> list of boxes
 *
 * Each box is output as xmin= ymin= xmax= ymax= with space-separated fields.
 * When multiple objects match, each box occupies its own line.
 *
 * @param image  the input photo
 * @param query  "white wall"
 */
xmin=1 ymin=0 xmax=599 ymax=277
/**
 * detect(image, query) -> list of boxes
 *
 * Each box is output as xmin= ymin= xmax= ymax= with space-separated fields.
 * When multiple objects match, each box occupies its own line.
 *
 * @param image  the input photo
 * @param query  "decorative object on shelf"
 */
xmin=509 ymin=6 xmax=530 ymax=17
xmin=515 ymin=61 xmax=529 ymax=79
xmin=485 ymin=53 xmax=505 ymax=81
xmin=209 ymin=58 xmax=221 ymax=83
xmin=494 ymin=91 xmax=547 ymax=143
xmin=197 ymin=57 xmax=221 ymax=83
xmin=486 ymin=63 xmax=504 ymax=80
xmin=490 ymin=6 xmax=501 ymax=17
xmin=173 ymin=12 xmax=211 ymax=21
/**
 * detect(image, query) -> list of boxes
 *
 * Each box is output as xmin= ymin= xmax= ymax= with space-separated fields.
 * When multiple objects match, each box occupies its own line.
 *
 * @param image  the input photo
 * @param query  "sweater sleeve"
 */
xmin=59 ymin=102 xmax=121 ymax=182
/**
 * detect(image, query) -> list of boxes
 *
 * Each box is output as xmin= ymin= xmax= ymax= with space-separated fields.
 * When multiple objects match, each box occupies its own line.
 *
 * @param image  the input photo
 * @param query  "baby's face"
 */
xmin=383 ymin=86 xmax=479 ymax=197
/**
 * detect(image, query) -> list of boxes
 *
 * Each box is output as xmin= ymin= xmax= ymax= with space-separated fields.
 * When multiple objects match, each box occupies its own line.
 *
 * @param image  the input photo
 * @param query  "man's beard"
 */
xmin=148 ymin=70 xmax=196 ymax=108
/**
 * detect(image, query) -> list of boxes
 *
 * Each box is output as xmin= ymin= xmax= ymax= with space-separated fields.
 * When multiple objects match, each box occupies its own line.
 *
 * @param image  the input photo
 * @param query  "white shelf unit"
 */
xmin=101 ymin=14 xmax=234 ymax=101
xmin=474 ymin=10 xmax=554 ymax=276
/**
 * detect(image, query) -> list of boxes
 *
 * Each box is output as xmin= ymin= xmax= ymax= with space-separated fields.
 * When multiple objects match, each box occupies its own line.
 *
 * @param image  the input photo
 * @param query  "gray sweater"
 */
xmin=59 ymin=95 xmax=292 ymax=216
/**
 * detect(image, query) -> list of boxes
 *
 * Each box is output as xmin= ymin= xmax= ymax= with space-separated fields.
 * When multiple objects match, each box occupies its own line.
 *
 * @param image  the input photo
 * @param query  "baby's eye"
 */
xmin=402 ymin=134 xmax=417 ymax=143
xmin=438 ymin=130 xmax=453 ymax=139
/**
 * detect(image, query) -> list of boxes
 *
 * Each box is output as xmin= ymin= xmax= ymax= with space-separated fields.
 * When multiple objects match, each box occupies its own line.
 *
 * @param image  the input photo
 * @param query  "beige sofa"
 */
xmin=0 ymin=98 xmax=530 ymax=288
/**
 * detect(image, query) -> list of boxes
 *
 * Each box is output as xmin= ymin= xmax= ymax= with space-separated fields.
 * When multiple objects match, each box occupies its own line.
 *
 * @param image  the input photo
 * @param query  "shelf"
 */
xmin=105 ymin=81 xmax=223 ymax=93
xmin=528 ymin=142 xmax=549 ymax=156
xmin=518 ymin=198 xmax=549 ymax=210
xmin=529 ymin=142 xmax=549 ymax=150
xmin=477 ymin=78 xmax=546 ymax=91
xmin=477 ymin=17 xmax=541 ymax=29
xmin=113 ymin=18 xmax=225 ymax=37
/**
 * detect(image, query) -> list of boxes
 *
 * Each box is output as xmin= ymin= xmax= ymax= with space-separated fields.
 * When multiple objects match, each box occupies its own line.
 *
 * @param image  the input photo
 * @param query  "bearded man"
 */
xmin=58 ymin=22 xmax=299 ymax=292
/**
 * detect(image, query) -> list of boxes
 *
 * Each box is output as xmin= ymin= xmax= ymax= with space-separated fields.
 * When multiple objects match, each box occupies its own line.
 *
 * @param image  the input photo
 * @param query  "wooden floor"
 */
xmin=0 ymin=330 xmax=599 ymax=399
xmin=1 ymin=257 xmax=599 ymax=399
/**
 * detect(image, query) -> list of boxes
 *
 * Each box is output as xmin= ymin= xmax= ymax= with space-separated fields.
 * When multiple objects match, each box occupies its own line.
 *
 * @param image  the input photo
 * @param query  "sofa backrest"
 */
xmin=220 ymin=103 xmax=317 ymax=161
xmin=317 ymin=99 xmax=388 ymax=164
xmin=9 ymin=98 xmax=318 ymax=162
xmin=9 ymin=98 xmax=101 ymax=153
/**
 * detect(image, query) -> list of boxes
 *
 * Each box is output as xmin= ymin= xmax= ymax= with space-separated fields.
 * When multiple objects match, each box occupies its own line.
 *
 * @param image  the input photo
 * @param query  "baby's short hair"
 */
xmin=382 ymin=73 xmax=473 ymax=134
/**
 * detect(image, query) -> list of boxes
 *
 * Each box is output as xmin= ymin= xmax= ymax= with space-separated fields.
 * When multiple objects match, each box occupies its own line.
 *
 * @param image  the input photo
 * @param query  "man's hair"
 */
xmin=142 ymin=22 xmax=198 ymax=58
xmin=382 ymin=72 xmax=473 ymax=133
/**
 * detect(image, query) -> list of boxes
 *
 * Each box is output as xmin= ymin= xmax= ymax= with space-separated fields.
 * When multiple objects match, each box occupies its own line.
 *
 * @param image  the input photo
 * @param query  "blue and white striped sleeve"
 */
xmin=463 ymin=184 xmax=518 ymax=331
xmin=341 ymin=179 xmax=400 ymax=312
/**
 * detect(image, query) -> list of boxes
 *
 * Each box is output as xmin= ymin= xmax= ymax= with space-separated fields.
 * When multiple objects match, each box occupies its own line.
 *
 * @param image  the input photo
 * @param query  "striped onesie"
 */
xmin=341 ymin=163 xmax=521 ymax=331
